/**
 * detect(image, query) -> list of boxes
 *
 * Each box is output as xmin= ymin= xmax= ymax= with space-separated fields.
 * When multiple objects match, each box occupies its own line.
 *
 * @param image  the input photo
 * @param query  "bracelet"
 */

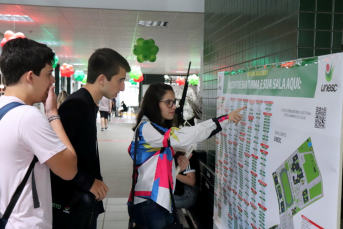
xmin=49 ymin=117 xmax=60 ymax=122
xmin=48 ymin=115 xmax=60 ymax=121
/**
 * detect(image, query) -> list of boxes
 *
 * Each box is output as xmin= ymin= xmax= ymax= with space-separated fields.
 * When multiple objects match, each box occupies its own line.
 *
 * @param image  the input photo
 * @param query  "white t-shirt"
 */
xmin=0 ymin=96 xmax=66 ymax=229
xmin=98 ymin=96 xmax=111 ymax=112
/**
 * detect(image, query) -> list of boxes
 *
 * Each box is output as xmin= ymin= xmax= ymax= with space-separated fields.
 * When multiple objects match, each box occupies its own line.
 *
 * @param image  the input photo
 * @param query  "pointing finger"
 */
xmin=236 ymin=106 xmax=247 ymax=112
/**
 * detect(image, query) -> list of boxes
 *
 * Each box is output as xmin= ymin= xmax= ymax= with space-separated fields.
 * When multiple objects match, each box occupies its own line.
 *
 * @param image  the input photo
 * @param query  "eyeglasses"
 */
xmin=160 ymin=99 xmax=177 ymax=108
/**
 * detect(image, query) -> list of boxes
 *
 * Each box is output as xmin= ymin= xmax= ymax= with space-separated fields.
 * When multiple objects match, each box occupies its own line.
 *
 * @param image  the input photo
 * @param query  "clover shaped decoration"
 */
xmin=133 ymin=38 xmax=159 ymax=63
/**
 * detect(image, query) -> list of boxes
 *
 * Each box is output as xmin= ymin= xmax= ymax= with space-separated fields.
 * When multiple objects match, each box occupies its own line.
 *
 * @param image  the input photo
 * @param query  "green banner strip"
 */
xmin=223 ymin=58 xmax=318 ymax=98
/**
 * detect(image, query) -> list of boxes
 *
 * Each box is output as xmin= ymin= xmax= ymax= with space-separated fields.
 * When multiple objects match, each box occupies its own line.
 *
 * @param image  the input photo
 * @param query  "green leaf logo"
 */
xmin=325 ymin=63 xmax=334 ymax=82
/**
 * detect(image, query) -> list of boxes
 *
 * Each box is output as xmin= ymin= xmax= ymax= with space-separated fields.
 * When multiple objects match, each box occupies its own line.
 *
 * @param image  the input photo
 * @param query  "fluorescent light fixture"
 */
xmin=40 ymin=41 xmax=61 ymax=46
xmin=176 ymin=71 xmax=187 ymax=73
xmin=138 ymin=21 xmax=169 ymax=27
xmin=0 ymin=14 xmax=34 ymax=22
xmin=71 ymin=63 xmax=85 ymax=66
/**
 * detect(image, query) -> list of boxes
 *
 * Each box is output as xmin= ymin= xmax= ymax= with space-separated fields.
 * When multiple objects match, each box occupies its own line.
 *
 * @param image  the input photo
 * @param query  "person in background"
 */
xmin=127 ymin=83 xmax=245 ymax=229
xmin=99 ymin=96 xmax=112 ymax=131
xmin=57 ymin=90 xmax=69 ymax=109
xmin=51 ymin=48 xmax=130 ymax=229
xmin=111 ymin=93 xmax=118 ymax=118
xmin=0 ymin=38 xmax=77 ymax=228
xmin=173 ymin=151 xmax=200 ymax=209
xmin=119 ymin=100 xmax=128 ymax=116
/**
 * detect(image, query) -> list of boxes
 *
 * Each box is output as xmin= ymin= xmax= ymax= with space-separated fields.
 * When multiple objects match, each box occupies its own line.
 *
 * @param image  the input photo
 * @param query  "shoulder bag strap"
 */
xmin=129 ymin=124 xmax=141 ymax=219
xmin=0 ymin=102 xmax=39 ymax=220
xmin=169 ymin=183 xmax=181 ymax=225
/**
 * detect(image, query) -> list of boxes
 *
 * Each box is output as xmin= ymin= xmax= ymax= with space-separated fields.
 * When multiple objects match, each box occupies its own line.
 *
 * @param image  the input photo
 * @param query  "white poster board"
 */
xmin=213 ymin=53 xmax=343 ymax=229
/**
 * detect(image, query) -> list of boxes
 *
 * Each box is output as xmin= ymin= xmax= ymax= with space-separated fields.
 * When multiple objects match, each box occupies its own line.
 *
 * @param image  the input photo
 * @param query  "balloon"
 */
xmin=188 ymin=74 xmax=199 ymax=86
xmin=74 ymin=70 xmax=85 ymax=81
xmin=15 ymin=32 xmax=25 ymax=38
xmin=176 ymin=77 xmax=185 ymax=86
xmin=4 ymin=30 xmax=14 ymax=40
xmin=82 ymin=75 xmax=87 ymax=84
xmin=150 ymin=46 xmax=159 ymax=55
xmin=149 ymin=55 xmax=156 ymax=62
xmin=129 ymin=78 xmax=137 ymax=85
xmin=132 ymin=38 xmax=159 ymax=63
xmin=133 ymin=74 xmax=144 ymax=83
xmin=52 ymin=55 xmax=59 ymax=68
xmin=129 ymin=65 xmax=142 ymax=79
xmin=136 ymin=38 xmax=144 ymax=46
xmin=142 ymin=52 xmax=150 ymax=61
xmin=60 ymin=63 xmax=74 ymax=77
xmin=1 ymin=30 xmax=26 ymax=48
xmin=1 ymin=38 xmax=7 ymax=47
xmin=137 ymin=55 xmax=144 ymax=63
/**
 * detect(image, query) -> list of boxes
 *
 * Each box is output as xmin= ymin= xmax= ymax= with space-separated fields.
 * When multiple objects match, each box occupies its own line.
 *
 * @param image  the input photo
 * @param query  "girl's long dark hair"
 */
xmin=133 ymin=83 xmax=174 ymax=131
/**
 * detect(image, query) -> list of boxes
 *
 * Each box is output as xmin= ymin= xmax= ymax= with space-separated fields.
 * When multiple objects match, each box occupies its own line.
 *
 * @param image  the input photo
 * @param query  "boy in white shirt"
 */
xmin=0 ymin=38 xmax=77 ymax=228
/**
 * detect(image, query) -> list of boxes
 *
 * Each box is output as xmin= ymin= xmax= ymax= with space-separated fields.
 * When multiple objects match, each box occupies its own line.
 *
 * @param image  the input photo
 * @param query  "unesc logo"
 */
xmin=321 ymin=63 xmax=337 ymax=92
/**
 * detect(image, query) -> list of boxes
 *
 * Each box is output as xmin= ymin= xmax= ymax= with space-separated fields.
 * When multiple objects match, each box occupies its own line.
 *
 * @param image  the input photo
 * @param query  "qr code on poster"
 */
xmin=315 ymin=107 xmax=327 ymax=129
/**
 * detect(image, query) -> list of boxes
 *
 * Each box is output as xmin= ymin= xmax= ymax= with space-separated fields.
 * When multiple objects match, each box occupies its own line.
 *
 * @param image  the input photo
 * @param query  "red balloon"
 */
xmin=176 ymin=77 xmax=185 ymax=85
xmin=1 ymin=38 xmax=7 ymax=47
xmin=60 ymin=64 xmax=74 ymax=77
xmin=134 ymin=74 xmax=144 ymax=83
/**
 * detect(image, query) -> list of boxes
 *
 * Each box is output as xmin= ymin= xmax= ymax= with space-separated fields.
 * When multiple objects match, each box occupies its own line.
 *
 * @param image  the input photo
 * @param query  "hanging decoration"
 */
xmin=129 ymin=65 xmax=142 ymax=80
xmin=134 ymin=74 xmax=144 ymax=83
xmin=1 ymin=30 xmax=25 ymax=47
xmin=52 ymin=55 xmax=59 ymax=68
xmin=188 ymin=74 xmax=199 ymax=86
xmin=133 ymin=38 xmax=159 ymax=63
xmin=176 ymin=77 xmax=185 ymax=86
xmin=60 ymin=63 xmax=74 ymax=77
xmin=164 ymin=75 xmax=170 ymax=84
xmin=129 ymin=78 xmax=137 ymax=85
xmin=74 ymin=70 xmax=85 ymax=81
xmin=82 ymin=75 xmax=87 ymax=84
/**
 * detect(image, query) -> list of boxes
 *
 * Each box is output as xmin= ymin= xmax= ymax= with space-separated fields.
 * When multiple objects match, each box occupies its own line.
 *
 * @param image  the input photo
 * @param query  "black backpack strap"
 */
xmin=1 ymin=156 xmax=38 ymax=220
xmin=0 ymin=102 xmax=40 ymax=220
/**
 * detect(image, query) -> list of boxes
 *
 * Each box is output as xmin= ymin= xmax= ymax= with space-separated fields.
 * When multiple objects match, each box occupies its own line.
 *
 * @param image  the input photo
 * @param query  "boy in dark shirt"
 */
xmin=51 ymin=48 xmax=130 ymax=229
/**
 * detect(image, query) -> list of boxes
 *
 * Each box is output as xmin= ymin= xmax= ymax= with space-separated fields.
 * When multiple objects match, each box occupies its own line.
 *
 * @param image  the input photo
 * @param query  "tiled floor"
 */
xmin=96 ymin=115 xmax=136 ymax=228
xmin=97 ymin=198 xmax=130 ymax=229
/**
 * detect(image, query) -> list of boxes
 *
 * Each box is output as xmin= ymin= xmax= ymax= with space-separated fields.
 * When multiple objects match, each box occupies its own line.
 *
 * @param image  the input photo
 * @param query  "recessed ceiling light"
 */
xmin=0 ymin=14 xmax=34 ymax=22
xmin=138 ymin=21 xmax=169 ymax=27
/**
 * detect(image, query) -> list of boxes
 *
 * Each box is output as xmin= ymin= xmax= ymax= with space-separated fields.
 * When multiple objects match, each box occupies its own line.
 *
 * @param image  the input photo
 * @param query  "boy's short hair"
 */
xmin=0 ymin=38 xmax=55 ymax=86
xmin=87 ymin=48 xmax=131 ymax=84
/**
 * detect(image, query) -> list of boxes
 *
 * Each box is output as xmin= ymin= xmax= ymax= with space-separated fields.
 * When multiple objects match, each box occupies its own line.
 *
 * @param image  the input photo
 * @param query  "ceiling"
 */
xmin=0 ymin=4 xmax=204 ymax=76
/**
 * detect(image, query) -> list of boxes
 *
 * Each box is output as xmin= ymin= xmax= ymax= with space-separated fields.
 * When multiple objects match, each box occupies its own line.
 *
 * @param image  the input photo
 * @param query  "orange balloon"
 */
xmin=4 ymin=30 xmax=14 ymax=40
xmin=15 ymin=32 xmax=25 ymax=38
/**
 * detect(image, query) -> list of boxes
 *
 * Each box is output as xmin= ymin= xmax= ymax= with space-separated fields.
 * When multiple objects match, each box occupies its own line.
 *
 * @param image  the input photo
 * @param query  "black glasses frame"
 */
xmin=160 ymin=99 xmax=177 ymax=108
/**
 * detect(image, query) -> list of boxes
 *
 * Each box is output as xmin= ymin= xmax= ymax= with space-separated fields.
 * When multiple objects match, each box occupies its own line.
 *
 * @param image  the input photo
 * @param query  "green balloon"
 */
xmin=82 ymin=76 xmax=87 ymax=84
xmin=137 ymin=55 xmax=144 ymax=63
xmin=149 ymin=55 xmax=156 ymax=62
xmin=137 ymin=38 xmax=144 ymax=46
xmin=142 ymin=52 xmax=150 ymax=61
xmin=133 ymin=45 xmax=143 ymax=55
xmin=52 ymin=55 xmax=59 ymax=68
xmin=74 ymin=70 xmax=85 ymax=81
xmin=149 ymin=39 xmax=155 ymax=46
xmin=130 ymin=78 xmax=137 ymax=85
xmin=150 ymin=46 xmax=159 ymax=55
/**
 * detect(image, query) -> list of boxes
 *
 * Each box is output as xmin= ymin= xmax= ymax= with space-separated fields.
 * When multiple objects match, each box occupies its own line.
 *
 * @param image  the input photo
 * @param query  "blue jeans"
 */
xmin=174 ymin=185 xmax=199 ymax=209
xmin=128 ymin=199 xmax=174 ymax=229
